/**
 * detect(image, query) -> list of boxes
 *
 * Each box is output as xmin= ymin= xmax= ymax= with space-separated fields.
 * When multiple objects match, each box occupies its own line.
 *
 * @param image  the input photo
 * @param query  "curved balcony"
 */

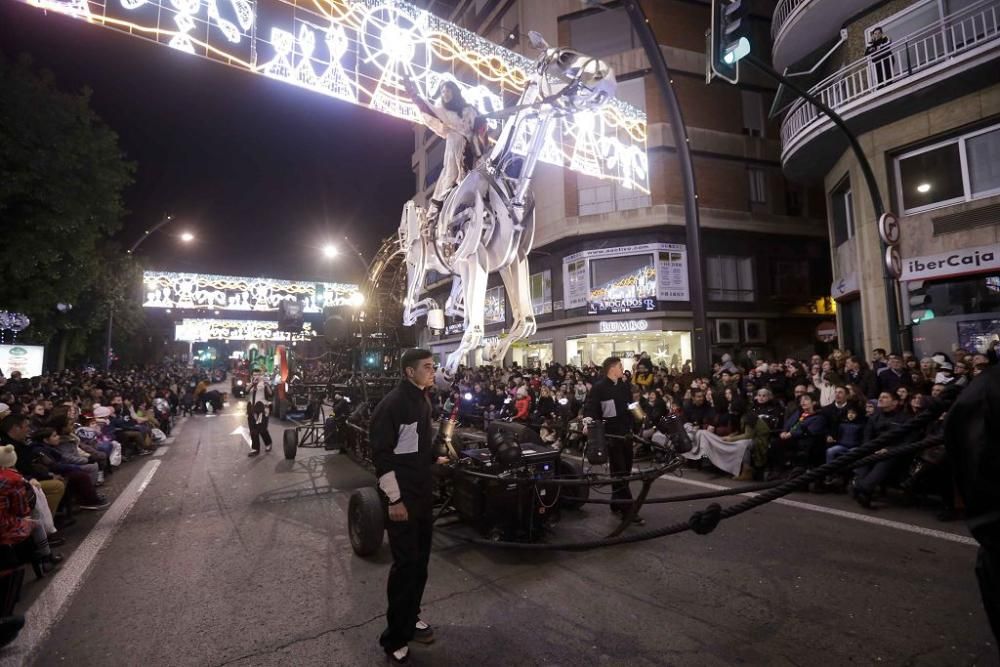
xmin=780 ymin=0 xmax=1000 ymax=178
xmin=771 ymin=0 xmax=878 ymax=70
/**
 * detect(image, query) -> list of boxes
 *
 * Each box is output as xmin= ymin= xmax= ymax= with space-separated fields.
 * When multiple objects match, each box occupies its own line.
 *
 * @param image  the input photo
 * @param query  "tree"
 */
xmin=0 ymin=54 xmax=135 ymax=359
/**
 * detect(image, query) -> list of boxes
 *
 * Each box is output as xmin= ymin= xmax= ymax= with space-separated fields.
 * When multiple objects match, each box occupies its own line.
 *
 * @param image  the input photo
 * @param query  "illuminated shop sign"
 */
xmin=23 ymin=0 xmax=649 ymax=192
xmin=900 ymin=243 xmax=1000 ymax=281
xmin=563 ymin=243 xmax=688 ymax=314
xmin=599 ymin=319 xmax=649 ymax=333
xmin=143 ymin=271 xmax=358 ymax=313
xmin=174 ymin=318 xmax=317 ymax=342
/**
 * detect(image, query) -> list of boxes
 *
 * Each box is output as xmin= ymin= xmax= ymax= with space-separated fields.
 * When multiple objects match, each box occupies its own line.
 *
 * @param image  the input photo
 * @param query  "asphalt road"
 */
xmin=4 ymin=395 xmax=997 ymax=666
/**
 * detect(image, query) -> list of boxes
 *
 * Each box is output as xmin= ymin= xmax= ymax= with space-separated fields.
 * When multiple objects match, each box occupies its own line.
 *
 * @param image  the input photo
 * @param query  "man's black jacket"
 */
xmin=584 ymin=376 xmax=633 ymax=435
xmin=370 ymin=380 xmax=435 ymax=517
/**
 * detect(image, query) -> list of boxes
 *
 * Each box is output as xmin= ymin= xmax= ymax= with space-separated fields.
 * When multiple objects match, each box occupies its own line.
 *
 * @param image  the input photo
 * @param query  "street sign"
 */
xmin=885 ymin=246 xmax=902 ymax=278
xmin=878 ymin=212 xmax=900 ymax=246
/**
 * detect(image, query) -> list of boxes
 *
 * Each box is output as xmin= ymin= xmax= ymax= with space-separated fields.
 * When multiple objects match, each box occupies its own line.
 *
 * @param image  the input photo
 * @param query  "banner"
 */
xmin=0 ymin=345 xmax=44 ymax=378
xmin=144 ymin=271 xmax=358 ymax=313
xmin=174 ymin=319 xmax=317 ymax=342
xmin=562 ymin=243 xmax=688 ymax=314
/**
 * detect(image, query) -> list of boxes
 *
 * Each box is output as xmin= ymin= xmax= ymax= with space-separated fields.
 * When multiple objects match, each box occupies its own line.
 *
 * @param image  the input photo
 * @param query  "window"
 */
xmin=741 ymin=90 xmax=765 ymax=137
xmin=831 ymin=179 xmax=854 ymax=246
xmin=895 ymin=123 xmax=1000 ymax=214
xmin=773 ymin=260 xmax=811 ymax=298
xmin=484 ymin=286 xmax=506 ymax=325
xmin=566 ymin=7 xmax=637 ymax=58
xmin=707 ymin=256 xmax=755 ymax=302
xmin=530 ymin=270 xmax=552 ymax=314
xmin=748 ymin=168 xmax=767 ymax=205
xmin=578 ymin=172 xmax=652 ymax=216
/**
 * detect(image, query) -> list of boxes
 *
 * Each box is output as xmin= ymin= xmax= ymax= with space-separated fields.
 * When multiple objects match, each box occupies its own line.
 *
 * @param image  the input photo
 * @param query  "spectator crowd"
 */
xmin=0 ymin=363 xmax=203 ymax=647
xmin=430 ymin=343 xmax=1000 ymax=522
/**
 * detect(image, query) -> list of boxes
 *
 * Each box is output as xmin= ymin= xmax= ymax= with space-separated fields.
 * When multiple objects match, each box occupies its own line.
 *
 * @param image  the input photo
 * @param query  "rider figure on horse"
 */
xmin=403 ymin=78 xmax=486 ymax=220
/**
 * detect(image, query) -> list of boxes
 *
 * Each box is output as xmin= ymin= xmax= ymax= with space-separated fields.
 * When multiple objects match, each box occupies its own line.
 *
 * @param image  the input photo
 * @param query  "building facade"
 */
xmin=412 ymin=0 xmax=834 ymax=371
xmin=772 ymin=0 xmax=1000 ymax=358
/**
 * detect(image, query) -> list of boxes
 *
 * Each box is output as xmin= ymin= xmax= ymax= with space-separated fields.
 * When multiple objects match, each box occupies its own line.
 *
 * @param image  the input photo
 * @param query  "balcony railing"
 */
xmin=780 ymin=0 xmax=1000 ymax=148
xmin=772 ymin=0 xmax=810 ymax=40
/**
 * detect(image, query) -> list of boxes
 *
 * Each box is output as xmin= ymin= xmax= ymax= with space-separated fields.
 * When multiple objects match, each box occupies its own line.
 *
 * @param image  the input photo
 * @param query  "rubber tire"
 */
xmin=557 ymin=457 xmax=589 ymax=510
xmin=282 ymin=429 xmax=297 ymax=460
xmin=349 ymin=488 xmax=385 ymax=557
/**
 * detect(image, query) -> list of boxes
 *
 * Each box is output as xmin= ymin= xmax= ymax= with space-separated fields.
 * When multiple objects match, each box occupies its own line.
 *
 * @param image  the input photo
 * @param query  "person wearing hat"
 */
xmin=0 ymin=444 xmax=63 ymax=576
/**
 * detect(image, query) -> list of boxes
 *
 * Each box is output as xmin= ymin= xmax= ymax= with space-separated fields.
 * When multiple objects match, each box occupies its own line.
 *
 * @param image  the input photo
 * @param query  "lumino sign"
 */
xmin=900 ymin=243 xmax=1000 ymax=281
xmin=599 ymin=319 xmax=649 ymax=333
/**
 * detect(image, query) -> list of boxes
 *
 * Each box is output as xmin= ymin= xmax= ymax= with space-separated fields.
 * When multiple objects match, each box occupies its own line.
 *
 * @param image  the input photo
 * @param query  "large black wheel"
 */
xmin=349 ymin=487 xmax=385 ymax=557
xmin=282 ymin=429 xmax=298 ymax=460
xmin=557 ymin=457 xmax=589 ymax=510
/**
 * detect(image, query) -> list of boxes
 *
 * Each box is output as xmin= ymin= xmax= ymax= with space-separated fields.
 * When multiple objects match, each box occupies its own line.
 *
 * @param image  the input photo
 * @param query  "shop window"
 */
xmin=484 ymin=285 xmax=506 ymax=324
xmin=894 ymin=122 xmax=1000 ymax=214
xmin=566 ymin=6 xmax=637 ymax=58
xmin=707 ymin=256 xmax=755 ymax=302
xmin=830 ymin=178 xmax=854 ymax=247
xmin=530 ymin=270 xmax=552 ymax=314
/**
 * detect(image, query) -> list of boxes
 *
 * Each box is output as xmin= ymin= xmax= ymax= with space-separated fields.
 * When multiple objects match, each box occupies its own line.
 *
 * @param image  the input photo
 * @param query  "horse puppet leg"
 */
xmin=444 ymin=259 xmax=488 ymax=375
xmin=489 ymin=255 xmax=537 ymax=364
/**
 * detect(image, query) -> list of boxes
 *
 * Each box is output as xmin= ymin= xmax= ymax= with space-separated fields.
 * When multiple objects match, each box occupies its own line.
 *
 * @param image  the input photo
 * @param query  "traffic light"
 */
xmin=710 ymin=0 xmax=751 ymax=84
xmin=907 ymin=280 xmax=935 ymax=323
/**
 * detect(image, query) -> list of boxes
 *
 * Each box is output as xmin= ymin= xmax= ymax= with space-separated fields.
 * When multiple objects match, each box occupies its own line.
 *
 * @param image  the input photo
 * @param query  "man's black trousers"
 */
xmin=607 ymin=437 xmax=634 ymax=511
xmin=380 ymin=513 xmax=433 ymax=652
xmin=247 ymin=414 xmax=272 ymax=452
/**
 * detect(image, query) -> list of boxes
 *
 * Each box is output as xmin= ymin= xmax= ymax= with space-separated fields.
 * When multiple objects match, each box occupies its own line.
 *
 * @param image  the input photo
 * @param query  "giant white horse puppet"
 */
xmin=399 ymin=32 xmax=617 ymax=377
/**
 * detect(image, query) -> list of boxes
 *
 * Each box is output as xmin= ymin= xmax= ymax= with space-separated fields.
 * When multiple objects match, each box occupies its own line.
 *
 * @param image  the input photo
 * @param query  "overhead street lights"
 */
xmin=107 ymin=215 xmax=193 ymax=370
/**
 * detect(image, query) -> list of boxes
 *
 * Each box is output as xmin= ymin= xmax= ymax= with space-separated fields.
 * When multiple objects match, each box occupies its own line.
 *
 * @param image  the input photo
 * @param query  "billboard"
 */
xmin=562 ymin=243 xmax=688 ymax=314
xmin=0 ymin=344 xmax=44 ymax=378
xmin=143 ymin=271 xmax=358 ymax=314
xmin=174 ymin=319 xmax=317 ymax=343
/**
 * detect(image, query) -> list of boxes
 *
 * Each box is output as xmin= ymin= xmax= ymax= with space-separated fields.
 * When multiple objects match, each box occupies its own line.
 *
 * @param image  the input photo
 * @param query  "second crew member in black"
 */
xmin=584 ymin=356 xmax=644 ymax=525
xmin=246 ymin=374 xmax=273 ymax=457
xmin=370 ymin=348 xmax=445 ymax=664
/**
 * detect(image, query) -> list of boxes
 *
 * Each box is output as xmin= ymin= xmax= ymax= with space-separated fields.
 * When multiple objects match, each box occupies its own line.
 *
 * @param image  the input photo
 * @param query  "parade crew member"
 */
xmin=370 ymin=349 xmax=446 ymax=664
xmin=584 ymin=357 xmax=644 ymax=525
xmin=945 ymin=364 xmax=1000 ymax=649
xmin=246 ymin=374 xmax=273 ymax=457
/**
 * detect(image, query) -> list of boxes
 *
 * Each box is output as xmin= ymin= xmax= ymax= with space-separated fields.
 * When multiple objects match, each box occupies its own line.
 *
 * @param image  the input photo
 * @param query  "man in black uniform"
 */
xmin=370 ymin=348 xmax=443 ymax=664
xmin=246 ymin=374 xmax=273 ymax=457
xmin=945 ymin=364 xmax=1000 ymax=649
xmin=584 ymin=356 xmax=644 ymax=525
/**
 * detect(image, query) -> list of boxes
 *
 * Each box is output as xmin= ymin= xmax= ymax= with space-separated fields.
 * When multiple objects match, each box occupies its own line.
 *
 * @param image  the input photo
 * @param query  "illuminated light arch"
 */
xmin=20 ymin=0 xmax=649 ymax=193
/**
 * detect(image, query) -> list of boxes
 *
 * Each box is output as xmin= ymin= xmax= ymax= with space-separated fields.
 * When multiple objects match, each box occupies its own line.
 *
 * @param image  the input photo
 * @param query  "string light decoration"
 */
xmin=22 ymin=0 xmax=649 ymax=192
xmin=174 ymin=318 xmax=317 ymax=342
xmin=142 ymin=271 xmax=360 ymax=313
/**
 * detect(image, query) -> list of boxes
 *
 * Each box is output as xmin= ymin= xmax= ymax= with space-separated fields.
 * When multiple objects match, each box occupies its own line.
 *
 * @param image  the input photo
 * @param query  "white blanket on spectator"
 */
xmin=685 ymin=429 xmax=752 ymax=476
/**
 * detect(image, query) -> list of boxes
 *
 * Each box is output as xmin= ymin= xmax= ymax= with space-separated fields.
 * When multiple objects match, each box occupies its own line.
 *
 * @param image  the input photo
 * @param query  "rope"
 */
xmin=435 ymin=396 xmax=955 ymax=552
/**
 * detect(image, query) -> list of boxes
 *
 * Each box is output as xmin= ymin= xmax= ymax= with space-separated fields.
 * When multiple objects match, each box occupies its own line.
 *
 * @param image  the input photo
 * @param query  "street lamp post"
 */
xmin=106 ymin=215 xmax=192 ymax=370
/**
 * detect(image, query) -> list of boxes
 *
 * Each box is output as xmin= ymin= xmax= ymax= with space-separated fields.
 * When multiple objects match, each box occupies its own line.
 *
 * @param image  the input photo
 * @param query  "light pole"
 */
xmin=106 ymin=215 xmax=193 ymax=370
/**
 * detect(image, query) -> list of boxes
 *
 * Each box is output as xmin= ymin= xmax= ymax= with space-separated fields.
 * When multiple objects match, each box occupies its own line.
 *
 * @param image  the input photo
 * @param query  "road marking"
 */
xmin=153 ymin=446 xmax=169 ymax=457
xmin=0 ymin=459 xmax=162 ymax=666
xmin=659 ymin=475 xmax=978 ymax=547
xmin=229 ymin=426 xmax=252 ymax=447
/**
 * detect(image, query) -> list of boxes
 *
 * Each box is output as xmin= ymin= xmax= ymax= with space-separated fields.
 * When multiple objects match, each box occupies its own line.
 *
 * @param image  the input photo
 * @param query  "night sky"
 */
xmin=0 ymin=1 xmax=417 ymax=285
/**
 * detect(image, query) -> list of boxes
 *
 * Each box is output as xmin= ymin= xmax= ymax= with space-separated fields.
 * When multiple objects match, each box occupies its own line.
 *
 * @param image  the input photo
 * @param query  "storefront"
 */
xmin=566 ymin=324 xmax=691 ymax=371
xmin=511 ymin=339 xmax=554 ymax=369
xmin=900 ymin=243 xmax=1000 ymax=356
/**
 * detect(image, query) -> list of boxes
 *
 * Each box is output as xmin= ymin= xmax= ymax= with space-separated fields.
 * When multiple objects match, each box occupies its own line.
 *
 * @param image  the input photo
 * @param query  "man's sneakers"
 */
xmin=385 ymin=646 xmax=409 ymax=664
xmin=413 ymin=619 xmax=435 ymax=644
xmin=80 ymin=500 xmax=110 ymax=511
xmin=248 ymin=450 xmax=260 ymax=458
xmin=264 ymin=444 xmax=272 ymax=453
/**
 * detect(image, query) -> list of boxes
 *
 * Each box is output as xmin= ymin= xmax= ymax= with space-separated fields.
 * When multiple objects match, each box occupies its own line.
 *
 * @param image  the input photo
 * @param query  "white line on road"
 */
xmin=660 ymin=475 xmax=978 ymax=547
xmin=0 ymin=459 xmax=162 ymax=666
xmin=153 ymin=446 xmax=169 ymax=457
xmin=229 ymin=426 xmax=252 ymax=447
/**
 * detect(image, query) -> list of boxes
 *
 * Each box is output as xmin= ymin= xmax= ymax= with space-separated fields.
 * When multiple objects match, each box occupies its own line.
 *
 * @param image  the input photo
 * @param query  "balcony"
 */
xmin=780 ymin=0 xmax=1000 ymax=178
xmin=771 ymin=0 xmax=877 ymax=70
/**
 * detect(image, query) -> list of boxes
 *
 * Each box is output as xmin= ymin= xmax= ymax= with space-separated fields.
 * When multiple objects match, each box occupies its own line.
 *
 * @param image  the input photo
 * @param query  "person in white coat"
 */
xmin=404 ymin=78 xmax=481 ymax=219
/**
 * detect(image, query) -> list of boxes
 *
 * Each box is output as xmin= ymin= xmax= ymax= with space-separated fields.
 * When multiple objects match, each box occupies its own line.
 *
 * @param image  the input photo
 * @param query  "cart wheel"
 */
xmin=349 ymin=488 xmax=385 ymax=557
xmin=283 ymin=429 xmax=298 ymax=460
xmin=557 ymin=457 xmax=589 ymax=510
